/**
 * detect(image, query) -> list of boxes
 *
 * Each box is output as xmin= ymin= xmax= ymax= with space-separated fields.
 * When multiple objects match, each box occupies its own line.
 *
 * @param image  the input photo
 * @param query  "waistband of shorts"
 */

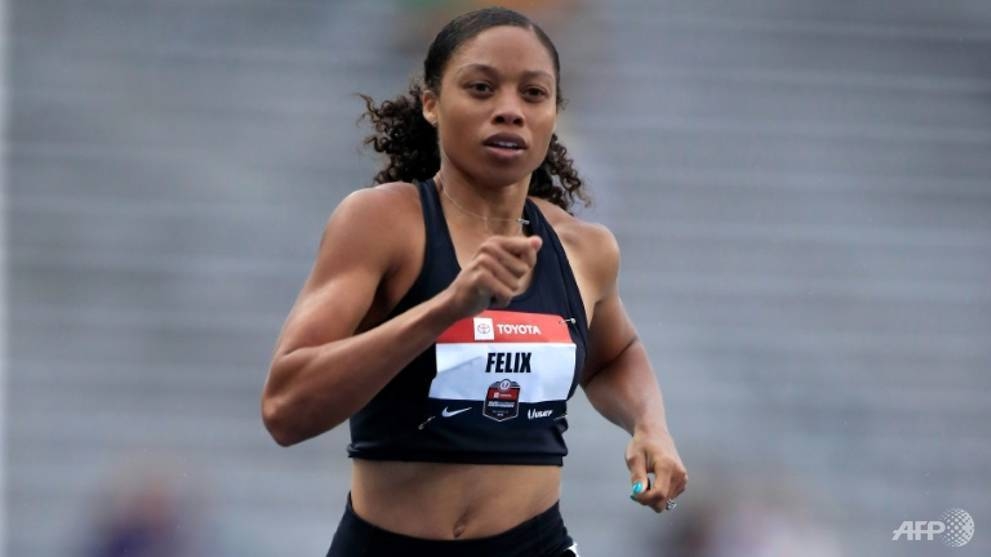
xmin=340 ymin=492 xmax=571 ymax=556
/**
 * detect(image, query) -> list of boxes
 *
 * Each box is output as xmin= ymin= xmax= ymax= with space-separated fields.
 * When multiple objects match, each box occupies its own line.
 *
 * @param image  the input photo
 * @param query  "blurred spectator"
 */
xmin=81 ymin=459 xmax=196 ymax=557
xmin=667 ymin=472 xmax=844 ymax=557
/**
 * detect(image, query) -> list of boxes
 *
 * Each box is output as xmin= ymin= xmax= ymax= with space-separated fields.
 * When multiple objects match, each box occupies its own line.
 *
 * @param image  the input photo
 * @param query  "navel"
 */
xmin=452 ymin=516 xmax=469 ymax=539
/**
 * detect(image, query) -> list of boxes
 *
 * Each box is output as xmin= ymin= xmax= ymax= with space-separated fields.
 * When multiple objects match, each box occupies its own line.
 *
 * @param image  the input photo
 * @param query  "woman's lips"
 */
xmin=483 ymin=143 xmax=527 ymax=162
xmin=482 ymin=133 xmax=527 ymax=163
xmin=483 ymin=132 xmax=527 ymax=149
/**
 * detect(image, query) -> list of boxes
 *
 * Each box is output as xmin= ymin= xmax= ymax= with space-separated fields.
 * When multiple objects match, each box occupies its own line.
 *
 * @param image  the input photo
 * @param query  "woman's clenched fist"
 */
xmin=443 ymin=234 xmax=542 ymax=319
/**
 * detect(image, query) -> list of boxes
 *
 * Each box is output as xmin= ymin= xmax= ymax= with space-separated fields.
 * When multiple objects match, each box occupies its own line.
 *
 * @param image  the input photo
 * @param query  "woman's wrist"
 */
xmin=633 ymin=419 xmax=670 ymax=439
xmin=427 ymin=288 xmax=470 ymax=325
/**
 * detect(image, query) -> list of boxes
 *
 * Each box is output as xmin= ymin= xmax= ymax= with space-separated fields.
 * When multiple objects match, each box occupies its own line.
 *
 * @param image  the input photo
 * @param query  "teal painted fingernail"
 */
xmin=630 ymin=494 xmax=638 ymax=501
xmin=631 ymin=482 xmax=644 ymax=495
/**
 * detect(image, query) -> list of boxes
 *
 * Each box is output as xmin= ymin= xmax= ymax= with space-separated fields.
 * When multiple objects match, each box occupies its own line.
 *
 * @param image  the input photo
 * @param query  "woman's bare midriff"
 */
xmin=350 ymin=459 xmax=561 ymax=540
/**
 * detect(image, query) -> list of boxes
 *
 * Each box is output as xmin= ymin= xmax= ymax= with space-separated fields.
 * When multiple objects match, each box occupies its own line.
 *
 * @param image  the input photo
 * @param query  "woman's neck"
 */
xmin=434 ymin=168 xmax=531 ymax=236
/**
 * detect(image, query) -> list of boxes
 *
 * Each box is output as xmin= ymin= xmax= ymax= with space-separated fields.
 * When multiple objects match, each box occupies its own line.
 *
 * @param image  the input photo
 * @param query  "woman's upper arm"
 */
xmin=580 ymin=225 xmax=639 ymax=386
xmin=272 ymin=187 xmax=409 ymax=361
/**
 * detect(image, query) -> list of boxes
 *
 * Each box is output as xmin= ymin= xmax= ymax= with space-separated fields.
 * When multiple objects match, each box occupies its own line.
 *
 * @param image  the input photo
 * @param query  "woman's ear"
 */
xmin=421 ymin=89 xmax=438 ymax=127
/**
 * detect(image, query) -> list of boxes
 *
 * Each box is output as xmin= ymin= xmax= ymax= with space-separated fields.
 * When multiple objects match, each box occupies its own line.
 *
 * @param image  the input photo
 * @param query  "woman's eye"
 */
xmin=524 ymin=88 xmax=548 ymax=99
xmin=469 ymin=83 xmax=493 ymax=94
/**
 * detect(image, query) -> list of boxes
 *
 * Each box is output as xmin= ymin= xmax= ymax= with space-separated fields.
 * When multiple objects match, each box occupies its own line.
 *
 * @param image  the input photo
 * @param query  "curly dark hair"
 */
xmin=359 ymin=7 xmax=589 ymax=213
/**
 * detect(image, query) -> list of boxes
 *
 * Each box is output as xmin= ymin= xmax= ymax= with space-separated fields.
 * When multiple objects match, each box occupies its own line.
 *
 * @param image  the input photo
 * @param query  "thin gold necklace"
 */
xmin=435 ymin=175 xmax=529 ymax=234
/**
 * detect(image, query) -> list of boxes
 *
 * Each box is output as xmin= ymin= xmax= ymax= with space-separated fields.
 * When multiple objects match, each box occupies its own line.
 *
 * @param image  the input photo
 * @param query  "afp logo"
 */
xmin=892 ymin=508 xmax=974 ymax=547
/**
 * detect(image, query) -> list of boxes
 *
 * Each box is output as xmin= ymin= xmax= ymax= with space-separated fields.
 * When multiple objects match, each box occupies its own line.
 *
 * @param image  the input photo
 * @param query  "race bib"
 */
xmin=429 ymin=310 xmax=576 ymax=422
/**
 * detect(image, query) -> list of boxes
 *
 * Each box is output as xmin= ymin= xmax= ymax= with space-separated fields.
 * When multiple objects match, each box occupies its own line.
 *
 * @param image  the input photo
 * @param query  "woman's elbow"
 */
xmin=261 ymin=390 xmax=349 ymax=446
xmin=261 ymin=394 xmax=302 ymax=447
xmin=262 ymin=354 xmax=309 ymax=446
xmin=261 ymin=353 xmax=351 ymax=446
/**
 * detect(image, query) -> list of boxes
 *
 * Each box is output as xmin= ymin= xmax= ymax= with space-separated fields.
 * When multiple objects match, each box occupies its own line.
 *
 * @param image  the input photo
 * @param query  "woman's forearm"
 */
xmin=582 ymin=339 xmax=670 ymax=436
xmin=263 ymin=291 xmax=458 ymax=446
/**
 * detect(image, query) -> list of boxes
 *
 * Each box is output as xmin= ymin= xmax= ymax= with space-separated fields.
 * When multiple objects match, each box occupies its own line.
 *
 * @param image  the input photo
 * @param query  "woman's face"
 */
xmin=423 ymin=25 xmax=558 ymax=187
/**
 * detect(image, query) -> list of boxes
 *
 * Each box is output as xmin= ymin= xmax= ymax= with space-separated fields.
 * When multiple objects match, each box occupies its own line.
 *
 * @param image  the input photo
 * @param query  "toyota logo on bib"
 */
xmin=473 ymin=317 xmax=495 ymax=341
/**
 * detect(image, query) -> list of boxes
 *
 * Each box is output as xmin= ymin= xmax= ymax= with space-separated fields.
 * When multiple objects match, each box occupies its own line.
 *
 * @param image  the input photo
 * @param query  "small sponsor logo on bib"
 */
xmin=528 ymin=408 xmax=553 ymax=420
xmin=496 ymin=323 xmax=543 ymax=336
xmin=484 ymin=379 xmax=521 ymax=422
xmin=473 ymin=317 xmax=495 ymax=341
xmin=441 ymin=406 xmax=471 ymax=418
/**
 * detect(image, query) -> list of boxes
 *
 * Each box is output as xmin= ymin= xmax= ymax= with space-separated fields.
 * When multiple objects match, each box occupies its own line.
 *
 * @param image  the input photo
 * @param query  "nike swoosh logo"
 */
xmin=441 ymin=406 xmax=472 ymax=418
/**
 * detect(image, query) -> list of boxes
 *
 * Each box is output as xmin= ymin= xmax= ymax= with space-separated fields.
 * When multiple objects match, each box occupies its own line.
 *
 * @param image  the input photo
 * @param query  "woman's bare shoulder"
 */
xmin=327 ymin=182 xmax=422 ymax=238
xmin=313 ymin=182 xmax=422 ymax=274
xmin=531 ymin=198 xmax=621 ymax=295
xmin=340 ymin=181 xmax=421 ymax=219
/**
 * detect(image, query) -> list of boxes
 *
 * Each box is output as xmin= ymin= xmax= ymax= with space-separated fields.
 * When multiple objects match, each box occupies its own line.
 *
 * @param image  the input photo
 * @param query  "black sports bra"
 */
xmin=346 ymin=179 xmax=589 ymax=465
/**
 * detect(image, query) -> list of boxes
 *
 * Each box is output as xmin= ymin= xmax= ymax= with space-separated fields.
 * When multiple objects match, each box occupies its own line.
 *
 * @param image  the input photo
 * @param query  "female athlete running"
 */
xmin=262 ymin=7 xmax=687 ymax=556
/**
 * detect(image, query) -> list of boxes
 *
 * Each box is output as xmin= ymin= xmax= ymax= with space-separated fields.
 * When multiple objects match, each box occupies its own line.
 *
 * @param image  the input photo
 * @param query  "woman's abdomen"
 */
xmin=349 ymin=459 xmax=561 ymax=539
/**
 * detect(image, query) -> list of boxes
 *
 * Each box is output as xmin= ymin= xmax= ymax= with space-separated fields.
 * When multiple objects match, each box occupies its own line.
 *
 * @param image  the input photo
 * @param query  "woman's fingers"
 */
xmin=474 ymin=236 xmax=542 ymax=306
xmin=482 ymin=236 xmax=540 ymax=276
xmin=445 ymin=234 xmax=543 ymax=317
xmin=626 ymin=435 xmax=688 ymax=514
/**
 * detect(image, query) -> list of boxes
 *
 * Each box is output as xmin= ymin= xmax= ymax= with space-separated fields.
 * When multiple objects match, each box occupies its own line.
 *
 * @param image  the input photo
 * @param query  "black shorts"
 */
xmin=326 ymin=494 xmax=580 ymax=557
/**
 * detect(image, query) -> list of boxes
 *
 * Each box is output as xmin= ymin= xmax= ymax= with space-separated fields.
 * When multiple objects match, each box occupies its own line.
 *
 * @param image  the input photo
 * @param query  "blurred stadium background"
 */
xmin=3 ymin=0 xmax=990 ymax=555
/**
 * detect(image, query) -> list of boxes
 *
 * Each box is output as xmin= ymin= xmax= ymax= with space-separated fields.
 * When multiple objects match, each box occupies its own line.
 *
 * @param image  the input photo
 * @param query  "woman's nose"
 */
xmin=492 ymin=98 xmax=525 ymax=126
